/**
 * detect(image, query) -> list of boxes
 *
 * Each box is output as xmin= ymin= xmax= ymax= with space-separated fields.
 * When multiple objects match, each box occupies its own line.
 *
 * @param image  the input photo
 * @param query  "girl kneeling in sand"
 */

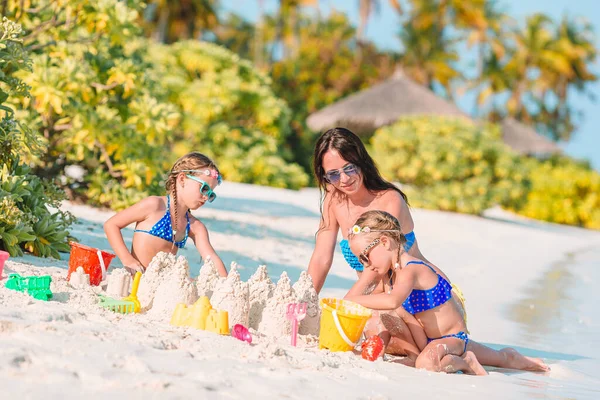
xmin=104 ymin=152 xmax=227 ymax=277
xmin=344 ymin=210 xmax=549 ymax=375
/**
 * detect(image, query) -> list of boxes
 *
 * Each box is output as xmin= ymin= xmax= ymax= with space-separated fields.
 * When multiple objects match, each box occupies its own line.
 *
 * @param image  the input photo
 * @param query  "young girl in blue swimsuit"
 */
xmin=344 ymin=210 xmax=549 ymax=375
xmin=104 ymin=152 xmax=227 ymax=277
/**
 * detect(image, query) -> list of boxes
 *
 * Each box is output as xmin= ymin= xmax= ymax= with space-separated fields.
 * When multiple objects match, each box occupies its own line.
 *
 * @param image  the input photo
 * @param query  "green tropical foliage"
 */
xmin=371 ymin=116 xmax=530 ymax=215
xmin=0 ymin=17 xmax=73 ymax=257
xmin=513 ymin=157 xmax=600 ymax=229
xmin=145 ymin=40 xmax=309 ymax=189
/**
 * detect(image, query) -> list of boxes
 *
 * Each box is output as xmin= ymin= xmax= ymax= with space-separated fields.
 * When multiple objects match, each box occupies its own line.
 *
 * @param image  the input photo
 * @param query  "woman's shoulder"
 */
xmin=376 ymin=189 xmax=408 ymax=210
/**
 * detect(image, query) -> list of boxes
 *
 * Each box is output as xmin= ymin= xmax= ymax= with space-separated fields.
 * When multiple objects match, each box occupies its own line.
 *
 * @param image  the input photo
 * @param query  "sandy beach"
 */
xmin=2 ymin=182 xmax=600 ymax=399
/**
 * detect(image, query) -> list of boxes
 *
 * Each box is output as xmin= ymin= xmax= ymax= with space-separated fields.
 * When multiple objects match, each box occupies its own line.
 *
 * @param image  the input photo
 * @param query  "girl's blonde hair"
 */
xmin=165 ymin=152 xmax=220 ymax=235
xmin=350 ymin=210 xmax=407 ymax=260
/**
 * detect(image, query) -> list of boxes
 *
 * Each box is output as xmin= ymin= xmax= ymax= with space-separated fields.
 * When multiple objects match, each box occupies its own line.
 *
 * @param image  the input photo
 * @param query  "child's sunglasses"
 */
xmin=358 ymin=238 xmax=381 ymax=266
xmin=324 ymin=164 xmax=360 ymax=185
xmin=185 ymin=174 xmax=217 ymax=203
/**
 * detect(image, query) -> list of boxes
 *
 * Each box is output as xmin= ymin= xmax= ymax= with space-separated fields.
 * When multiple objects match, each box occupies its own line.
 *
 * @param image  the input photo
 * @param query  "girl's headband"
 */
xmin=349 ymin=225 xmax=399 ymax=236
xmin=173 ymin=169 xmax=222 ymax=185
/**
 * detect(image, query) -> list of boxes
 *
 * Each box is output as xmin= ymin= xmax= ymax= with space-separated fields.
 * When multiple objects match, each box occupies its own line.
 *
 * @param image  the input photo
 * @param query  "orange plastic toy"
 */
xmin=67 ymin=242 xmax=115 ymax=286
xmin=361 ymin=335 xmax=384 ymax=361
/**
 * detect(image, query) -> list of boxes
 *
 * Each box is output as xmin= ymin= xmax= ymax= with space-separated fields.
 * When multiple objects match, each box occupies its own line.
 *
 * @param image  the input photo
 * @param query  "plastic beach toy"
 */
xmin=231 ymin=324 xmax=252 ymax=344
xmin=318 ymin=298 xmax=372 ymax=352
xmin=5 ymin=273 xmax=53 ymax=301
xmin=98 ymin=272 xmax=142 ymax=314
xmin=286 ymin=303 xmax=307 ymax=347
xmin=0 ymin=250 xmax=9 ymax=280
xmin=122 ymin=271 xmax=142 ymax=313
xmin=361 ymin=335 xmax=384 ymax=361
xmin=67 ymin=242 xmax=115 ymax=286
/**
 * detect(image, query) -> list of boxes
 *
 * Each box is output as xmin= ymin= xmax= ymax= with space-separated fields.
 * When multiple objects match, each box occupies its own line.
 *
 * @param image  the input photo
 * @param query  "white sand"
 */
xmin=138 ymin=252 xmax=197 ymax=320
xmin=209 ymin=263 xmax=250 ymax=328
xmin=2 ymin=182 xmax=600 ymax=399
xmin=248 ymin=265 xmax=275 ymax=330
xmin=258 ymin=272 xmax=297 ymax=337
xmin=293 ymin=271 xmax=320 ymax=335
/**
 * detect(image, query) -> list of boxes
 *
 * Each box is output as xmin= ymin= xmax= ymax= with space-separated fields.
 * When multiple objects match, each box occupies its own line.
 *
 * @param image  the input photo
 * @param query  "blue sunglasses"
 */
xmin=185 ymin=174 xmax=217 ymax=203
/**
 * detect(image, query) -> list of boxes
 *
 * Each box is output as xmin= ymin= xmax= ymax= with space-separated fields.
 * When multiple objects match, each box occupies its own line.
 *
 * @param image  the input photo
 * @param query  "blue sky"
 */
xmin=222 ymin=1 xmax=599 ymax=170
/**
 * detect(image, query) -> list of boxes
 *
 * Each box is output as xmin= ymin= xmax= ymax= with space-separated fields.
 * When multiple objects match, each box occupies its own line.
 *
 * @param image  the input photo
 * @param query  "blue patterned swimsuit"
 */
xmin=341 ymin=237 xmax=469 ymax=352
xmin=134 ymin=196 xmax=190 ymax=249
xmin=393 ymin=260 xmax=469 ymax=352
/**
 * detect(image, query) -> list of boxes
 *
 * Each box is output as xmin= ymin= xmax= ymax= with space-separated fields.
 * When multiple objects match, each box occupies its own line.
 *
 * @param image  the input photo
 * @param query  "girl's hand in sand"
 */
xmin=124 ymin=260 xmax=145 ymax=275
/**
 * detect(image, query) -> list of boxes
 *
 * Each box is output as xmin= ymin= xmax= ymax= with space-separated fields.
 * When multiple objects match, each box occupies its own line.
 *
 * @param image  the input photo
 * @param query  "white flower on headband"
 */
xmin=351 ymin=225 xmax=370 ymax=235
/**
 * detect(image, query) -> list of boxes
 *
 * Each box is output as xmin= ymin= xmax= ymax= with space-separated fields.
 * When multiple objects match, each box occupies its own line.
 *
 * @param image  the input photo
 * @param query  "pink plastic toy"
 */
xmin=231 ymin=324 xmax=252 ymax=344
xmin=0 ymin=250 xmax=9 ymax=280
xmin=286 ymin=303 xmax=307 ymax=347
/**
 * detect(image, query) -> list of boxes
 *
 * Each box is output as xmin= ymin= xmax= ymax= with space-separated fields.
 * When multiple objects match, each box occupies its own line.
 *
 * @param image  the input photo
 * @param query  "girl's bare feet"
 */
xmin=502 ymin=348 xmax=550 ymax=372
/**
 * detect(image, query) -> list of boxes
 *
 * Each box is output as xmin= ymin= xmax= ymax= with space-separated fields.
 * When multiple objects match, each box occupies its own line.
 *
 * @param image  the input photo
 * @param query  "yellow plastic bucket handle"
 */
xmin=332 ymin=309 xmax=356 ymax=348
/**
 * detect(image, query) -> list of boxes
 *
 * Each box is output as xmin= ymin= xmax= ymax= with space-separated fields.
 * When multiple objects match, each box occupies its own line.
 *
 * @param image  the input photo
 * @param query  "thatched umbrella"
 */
xmin=306 ymin=69 xmax=469 ymax=134
xmin=501 ymin=118 xmax=561 ymax=156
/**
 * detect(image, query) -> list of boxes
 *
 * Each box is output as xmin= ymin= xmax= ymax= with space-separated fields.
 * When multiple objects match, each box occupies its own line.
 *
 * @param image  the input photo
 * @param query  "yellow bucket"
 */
xmin=318 ymin=298 xmax=372 ymax=352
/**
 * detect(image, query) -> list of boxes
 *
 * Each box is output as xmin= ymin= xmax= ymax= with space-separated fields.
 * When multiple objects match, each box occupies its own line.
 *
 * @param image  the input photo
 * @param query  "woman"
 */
xmin=307 ymin=127 xmax=545 ymax=371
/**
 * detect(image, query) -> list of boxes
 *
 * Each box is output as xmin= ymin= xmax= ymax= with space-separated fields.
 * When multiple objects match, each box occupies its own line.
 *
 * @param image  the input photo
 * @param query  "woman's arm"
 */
xmin=307 ymin=193 xmax=339 ymax=294
xmin=104 ymin=196 xmax=160 ymax=272
xmin=189 ymin=217 xmax=227 ymax=277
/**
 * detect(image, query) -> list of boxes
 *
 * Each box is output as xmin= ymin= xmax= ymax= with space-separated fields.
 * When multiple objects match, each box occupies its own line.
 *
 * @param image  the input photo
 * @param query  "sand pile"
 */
xmin=248 ymin=265 xmax=275 ymax=330
xmin=258 ymin=272 xmax=298 ymax=337
xmin=137 ymin=252 xmax=197 ymax=320
xmin=210 ymin=263 xmax=250 ymax=327
xmin=196 ymin=256 xmax=222 ymax=298
xmin=292 ymin=271 xmax=320 ymax=336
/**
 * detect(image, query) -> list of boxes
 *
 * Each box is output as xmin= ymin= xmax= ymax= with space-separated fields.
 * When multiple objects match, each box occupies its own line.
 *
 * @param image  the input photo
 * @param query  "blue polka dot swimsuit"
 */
xmin=397 ymin=260 xmax=453 ymax=314
xmin=392 ymin=260 xmax=469 ymax=352
xmin=134 ymin=196 xmax=190 ymax=248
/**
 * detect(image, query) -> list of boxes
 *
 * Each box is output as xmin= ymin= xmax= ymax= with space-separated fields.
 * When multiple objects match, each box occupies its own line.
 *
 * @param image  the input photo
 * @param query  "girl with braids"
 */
xmin=308 ymin=127 xmax=548 ymax=371
xmin=104 ymin=152 xmax=227 ymax=277
xmin=345 ymin=210 xmax=549 ymax=375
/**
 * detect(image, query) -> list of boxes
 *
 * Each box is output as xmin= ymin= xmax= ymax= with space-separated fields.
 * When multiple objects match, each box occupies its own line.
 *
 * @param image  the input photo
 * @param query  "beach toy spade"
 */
xmin=231 ymin=324 xmax=252 ymax=344
xmin=98 ymin=272 xmax=142 ymax=314
xmin=318 ymin=298 xmax=372 ymax=352
xmin=0 ymin=250 xmax=9 ymax=280
xmin=122 ymin=271 xmax=142 ymax=313
xmin=286 ymin=302 xmax=307 ymax=347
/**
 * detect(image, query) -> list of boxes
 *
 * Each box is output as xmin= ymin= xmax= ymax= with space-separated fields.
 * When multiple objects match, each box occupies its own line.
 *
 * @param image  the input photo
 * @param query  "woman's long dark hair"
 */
xmin=313 ymin=127 xmax=409 ymax=208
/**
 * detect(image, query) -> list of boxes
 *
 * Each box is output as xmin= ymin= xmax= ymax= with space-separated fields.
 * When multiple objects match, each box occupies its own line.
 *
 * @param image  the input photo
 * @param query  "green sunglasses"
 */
xmin=185 ymin=174 xmax=217 ymax=203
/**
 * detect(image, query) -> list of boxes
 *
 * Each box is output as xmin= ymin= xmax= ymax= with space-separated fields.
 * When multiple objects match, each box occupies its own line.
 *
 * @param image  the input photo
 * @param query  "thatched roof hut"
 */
xmin=306 ymin=69 xmax=561 ymax=156
xmin=306 ymin=69 xmax=468 ymax=135
xmin=501 ymin=118 xmax=561 ymax=156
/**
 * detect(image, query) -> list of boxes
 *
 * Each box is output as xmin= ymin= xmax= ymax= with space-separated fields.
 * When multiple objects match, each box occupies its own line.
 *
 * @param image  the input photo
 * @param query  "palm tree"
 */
xmin=271 ymin=0 xmax=319 ymax=61
xmin=398 ymin=0 xmax=462 ymax=99
xmin=356 ymin=0 xmax=403 ymax=43
xmin=144 ymin=0 xmax=220 ymax=43
xmin=539 ymin=15 xmax=597 ymax=140
xmin=503 ymin=14 xmax=557 ymax=122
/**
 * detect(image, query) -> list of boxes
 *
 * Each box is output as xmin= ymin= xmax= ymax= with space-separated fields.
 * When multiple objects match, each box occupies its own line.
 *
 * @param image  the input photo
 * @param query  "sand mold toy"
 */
xmin=170 ymin=296 xmax=229 ymax=335
xmin=5 ymin=273 xmax=53 ymax=301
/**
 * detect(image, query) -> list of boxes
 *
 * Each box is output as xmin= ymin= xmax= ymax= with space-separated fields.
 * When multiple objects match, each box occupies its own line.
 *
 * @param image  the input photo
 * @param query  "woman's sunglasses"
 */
xmin=186 ymin=174 xmax=217 ymax=203
xmin=324 ymin=163 xmax=360 ymax=185
xmin=358 ymin=238 xmax=381 ymax=266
